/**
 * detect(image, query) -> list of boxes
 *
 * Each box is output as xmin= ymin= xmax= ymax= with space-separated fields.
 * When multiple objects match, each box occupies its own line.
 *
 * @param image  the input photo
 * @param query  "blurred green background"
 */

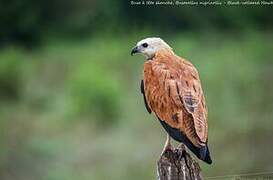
xmin=0 ymin=0 xmax=273 ymax=179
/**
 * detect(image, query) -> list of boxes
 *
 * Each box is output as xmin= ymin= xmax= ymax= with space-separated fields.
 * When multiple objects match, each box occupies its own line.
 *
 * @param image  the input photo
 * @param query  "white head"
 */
xmin=131 ymin=37 xmax=172 ymax=59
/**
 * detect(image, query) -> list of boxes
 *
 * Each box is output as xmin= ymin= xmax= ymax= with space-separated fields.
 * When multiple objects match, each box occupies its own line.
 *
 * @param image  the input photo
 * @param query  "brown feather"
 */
xmin=143 ymin=49 xmax=208 ymax=147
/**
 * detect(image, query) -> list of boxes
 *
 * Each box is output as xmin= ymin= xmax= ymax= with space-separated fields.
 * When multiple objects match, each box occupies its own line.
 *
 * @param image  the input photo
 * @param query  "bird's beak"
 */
xmin=131 ymin=46 xmax=139 ymax=56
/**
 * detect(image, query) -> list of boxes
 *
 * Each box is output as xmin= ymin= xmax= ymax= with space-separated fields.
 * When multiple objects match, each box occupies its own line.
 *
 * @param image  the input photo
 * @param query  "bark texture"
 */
xmin=157 ymin=145 xmax=203 ymax=180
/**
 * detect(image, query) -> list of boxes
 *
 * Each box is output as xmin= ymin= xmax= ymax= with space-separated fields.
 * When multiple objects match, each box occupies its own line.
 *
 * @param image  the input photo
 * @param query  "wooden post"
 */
xmin=157 ymin=145 xmax=203 ymax=180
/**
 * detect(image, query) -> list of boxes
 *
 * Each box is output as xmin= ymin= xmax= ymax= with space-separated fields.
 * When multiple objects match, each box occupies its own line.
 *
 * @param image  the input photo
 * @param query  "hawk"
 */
xmin=131 ymin=37 xmax=212 ymax=164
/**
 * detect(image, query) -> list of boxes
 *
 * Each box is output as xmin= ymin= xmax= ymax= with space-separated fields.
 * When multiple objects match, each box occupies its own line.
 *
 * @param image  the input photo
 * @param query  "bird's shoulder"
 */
xmin=144 ymin=52 xmax=200 ymax=81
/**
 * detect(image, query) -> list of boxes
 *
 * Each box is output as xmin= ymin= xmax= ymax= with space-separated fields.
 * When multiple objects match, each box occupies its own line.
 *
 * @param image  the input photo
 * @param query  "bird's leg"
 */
xmin=177 ymin=143 xmax=186 ymax=150
xmin=177 ymin=143 xmax=186 ymax=160
xmin=161 ymin=134 xmax=173 ymax=155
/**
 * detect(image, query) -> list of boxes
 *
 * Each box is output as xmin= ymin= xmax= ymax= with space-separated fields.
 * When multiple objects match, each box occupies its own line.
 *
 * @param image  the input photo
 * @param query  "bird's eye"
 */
xmin=142 ymin=43 xmax=148 ymax=48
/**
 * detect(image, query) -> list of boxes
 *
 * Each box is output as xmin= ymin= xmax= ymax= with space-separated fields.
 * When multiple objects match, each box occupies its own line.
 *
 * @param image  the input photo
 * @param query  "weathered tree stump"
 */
xmin=157 ymin=145 xmax=203 ymax=180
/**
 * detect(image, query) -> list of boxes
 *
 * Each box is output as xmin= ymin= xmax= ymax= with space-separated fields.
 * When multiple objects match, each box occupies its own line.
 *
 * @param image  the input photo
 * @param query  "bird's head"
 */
xmin=131 ymin=37 xmax=172 ymax=59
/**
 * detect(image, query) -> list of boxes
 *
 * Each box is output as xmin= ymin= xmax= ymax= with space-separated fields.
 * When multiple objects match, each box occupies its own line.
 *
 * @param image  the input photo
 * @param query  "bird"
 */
xmin=131 ymin=37 xmax=212 ymax=164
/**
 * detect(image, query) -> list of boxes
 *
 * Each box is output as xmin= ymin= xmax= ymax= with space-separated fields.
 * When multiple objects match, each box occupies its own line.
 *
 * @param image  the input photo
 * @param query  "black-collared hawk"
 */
xmin=131 ymin=37 xmax=212 ymax=164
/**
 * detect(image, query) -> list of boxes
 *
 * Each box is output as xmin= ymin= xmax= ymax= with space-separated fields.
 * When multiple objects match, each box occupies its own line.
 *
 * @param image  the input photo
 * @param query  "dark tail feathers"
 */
xmin=199 ymin=145 xmax=212 ymax=164
xmin=158 ymin=118 xmax=212 ymax=164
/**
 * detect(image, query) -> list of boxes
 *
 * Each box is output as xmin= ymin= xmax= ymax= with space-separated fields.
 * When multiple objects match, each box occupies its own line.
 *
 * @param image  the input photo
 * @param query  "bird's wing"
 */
xmin=177 ymin=60 xmax=208 ymax=143
xmin=140 ymin=80 xmax=151 ymax=114
xmin=144 ymin=58 xmax=208 ymax=144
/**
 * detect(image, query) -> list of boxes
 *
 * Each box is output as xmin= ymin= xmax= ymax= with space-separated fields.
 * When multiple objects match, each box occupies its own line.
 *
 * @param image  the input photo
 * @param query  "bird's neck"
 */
xmin=153 ymin=48 xmax=175 ymax=61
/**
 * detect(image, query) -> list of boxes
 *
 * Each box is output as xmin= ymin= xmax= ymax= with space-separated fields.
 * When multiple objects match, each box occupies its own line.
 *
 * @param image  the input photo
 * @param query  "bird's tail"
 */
xmin=199 ymin=145 xmax=212 ymax=164
xmin=158 ymin=118 xmax=212 ymax=164
xmin=181 ymin=139 xmax=212 ymax=164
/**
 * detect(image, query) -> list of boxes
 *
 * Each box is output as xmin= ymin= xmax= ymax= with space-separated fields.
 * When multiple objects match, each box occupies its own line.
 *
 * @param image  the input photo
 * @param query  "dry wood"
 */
xmin=157 ymin=145 xmax=203 ymax=180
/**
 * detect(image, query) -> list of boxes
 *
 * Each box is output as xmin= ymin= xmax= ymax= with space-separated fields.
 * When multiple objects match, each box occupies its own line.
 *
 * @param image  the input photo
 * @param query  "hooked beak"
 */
xmin=131 ymin=46 xmax=139 ymax=56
